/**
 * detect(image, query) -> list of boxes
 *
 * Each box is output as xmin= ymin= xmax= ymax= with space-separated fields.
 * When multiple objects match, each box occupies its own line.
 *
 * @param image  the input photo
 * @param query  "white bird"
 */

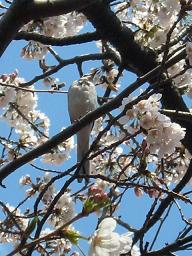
xmin=68 ymin=72 xmax=98 ymax=182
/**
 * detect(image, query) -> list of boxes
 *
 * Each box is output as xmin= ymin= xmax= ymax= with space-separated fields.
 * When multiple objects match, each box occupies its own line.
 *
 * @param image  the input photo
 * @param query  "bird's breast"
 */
xmin=68 ymin=83 xmax=97 ymax=122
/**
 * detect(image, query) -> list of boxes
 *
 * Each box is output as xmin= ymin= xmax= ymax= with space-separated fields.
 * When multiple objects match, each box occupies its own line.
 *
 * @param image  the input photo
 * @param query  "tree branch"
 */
xmin=0 ymin=50 xmax=186 ymax=186
xmin=0 ymin=0 xmax=100 ymax=56
xmin=15 ymin=31 xmax=102 ymax=46
xmin=145 ymin=234 xmax=192 ymax=256
xmin=20 ymin=52 xmax=117 ymax=87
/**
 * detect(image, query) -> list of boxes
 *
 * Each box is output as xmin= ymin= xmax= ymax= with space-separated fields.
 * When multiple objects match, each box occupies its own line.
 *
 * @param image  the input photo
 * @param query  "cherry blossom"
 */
xmin=89 ymin=218 xmax=139 ymax=256
xmin=186 ymin=41 xmax=192 ymax=66
xmin=120 ymin=93 xmax=186 ymax=157
xmin=42 ymin=136 xmax=74 ymax=165
xmin=21 ymin=12 xmax=86 ymax=60
xmin=49 ymin=192 xmax=75 ymax=227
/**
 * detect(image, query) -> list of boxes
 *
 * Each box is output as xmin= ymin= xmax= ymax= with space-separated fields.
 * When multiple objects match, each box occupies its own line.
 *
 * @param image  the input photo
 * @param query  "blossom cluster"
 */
xmin=119 ymin=94 xmax=186 ymax=157
xmin=90 ymin=128 xmax=124 ymax=178
xmin=117 ymin=0 xmax=181 ymax=48
xmin=162 ymin=148 xmax=191 ymax=185
xmin=21 ymin=12 xmax=86 ymax=59
xmin=39 ymin=228 xmax=75 ymax=255
xmin=20 ymin=172 xmax=75 ymax=227
xmin=0 ymin=72 xmax=50 ymax=156
xmin=42 ymin=134 xmax=74 ymax=165
xmin=17 ymin=172 xmax=77 ymax=254
xmin=0 ymin=203 xmax=28 ymax=244
xmin=0 ymin=71 xmax=74 ymax=165
xmin=88 ymin=93 xmax=190 ymax=195
xmin=115 ymin=1 xmax=192 ymax=97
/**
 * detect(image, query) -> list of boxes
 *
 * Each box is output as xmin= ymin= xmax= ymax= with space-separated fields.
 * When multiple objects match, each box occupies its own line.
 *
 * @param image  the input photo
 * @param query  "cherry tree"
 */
xmin=0 ymin=0 xmax=192 ymax=255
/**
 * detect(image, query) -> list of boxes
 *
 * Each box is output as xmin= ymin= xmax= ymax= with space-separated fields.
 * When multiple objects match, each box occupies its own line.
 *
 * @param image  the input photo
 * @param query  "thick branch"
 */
xmin=0 ymin=0 xmax=99 ymax=56
xmin=82 ymin=2 xmax=157 ymax=74
xmin=15 ymin=31 xmax=101 ymax=46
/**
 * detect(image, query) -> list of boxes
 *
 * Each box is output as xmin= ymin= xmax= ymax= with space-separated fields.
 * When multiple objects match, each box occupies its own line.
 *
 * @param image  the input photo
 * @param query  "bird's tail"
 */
xmin=77 ymin=125 xmax=91 ymax=182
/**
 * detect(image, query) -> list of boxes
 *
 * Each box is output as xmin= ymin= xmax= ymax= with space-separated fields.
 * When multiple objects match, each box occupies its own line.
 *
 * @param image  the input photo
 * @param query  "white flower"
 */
xmin=49 ymin=192 xmax=75 ymax=227
xmin=100 ymin=131 xmax=118 ymax=146
xmin=42 ymin=136 xmax=74 ymax=165
xmin=119 ymin=233 xmax=140 ymax=256
xmin=186 ymin=41 xmax=192 ymax=66
xmin=19 ymin=174 xmax=31 ymax=186
xmin=140 ymin=111 xmax=153 ymax=130
xmin=89 ymin=218 xmax=140 ymax=256
xmin=0 ymin=87 xmax=15 ymax=108
xmin=40 ymin=228 xmax=73 ymax=254
xmin=89 ymin=218 xmax=120 ymax=256
xmin=92 ymin=117 xmax=103 ymax=135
